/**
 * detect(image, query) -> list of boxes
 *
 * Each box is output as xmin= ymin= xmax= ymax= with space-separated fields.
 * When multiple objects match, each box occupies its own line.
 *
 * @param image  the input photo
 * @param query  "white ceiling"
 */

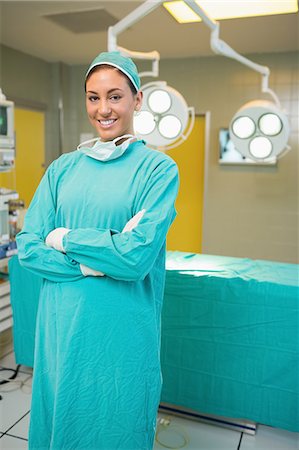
xmin=0 ymin=0 xmax=298 ymax=65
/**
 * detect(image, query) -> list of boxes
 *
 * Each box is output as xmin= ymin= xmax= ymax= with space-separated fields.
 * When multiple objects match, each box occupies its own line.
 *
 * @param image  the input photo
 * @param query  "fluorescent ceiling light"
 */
xmin=163 ymin=0 xmax=298 ymax=24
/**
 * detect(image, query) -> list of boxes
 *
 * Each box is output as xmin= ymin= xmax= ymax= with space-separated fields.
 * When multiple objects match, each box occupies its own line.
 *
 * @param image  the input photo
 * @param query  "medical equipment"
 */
xmin=0 ymin=188 xmax=19 ymax=259
xmin=0 ymin=186 xmax=17 ymax=334
xmin=0 ymin=89 xmax=15 ymax=172
xmin=0 ymin=89 xmax=20 ymax=255
xmin=182 ymin=0 xmax=291 ymax=160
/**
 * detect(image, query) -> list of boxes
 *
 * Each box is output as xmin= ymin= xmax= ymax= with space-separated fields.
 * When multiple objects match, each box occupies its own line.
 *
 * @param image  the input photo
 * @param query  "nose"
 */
xmin=97 ymin=99 xmax=111 ymax=116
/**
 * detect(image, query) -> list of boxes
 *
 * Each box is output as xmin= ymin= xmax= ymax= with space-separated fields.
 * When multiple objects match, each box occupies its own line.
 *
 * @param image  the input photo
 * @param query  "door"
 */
xmin=166 ymin=115 xmax=205 ymax=253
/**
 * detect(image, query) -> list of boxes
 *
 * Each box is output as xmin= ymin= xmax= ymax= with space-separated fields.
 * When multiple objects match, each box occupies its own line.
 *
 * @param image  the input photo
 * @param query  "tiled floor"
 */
xmin=0 ymin=352 xmax=298 ymax=450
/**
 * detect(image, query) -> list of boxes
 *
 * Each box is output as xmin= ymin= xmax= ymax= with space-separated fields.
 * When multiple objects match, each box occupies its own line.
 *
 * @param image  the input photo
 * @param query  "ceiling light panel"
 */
xmin=163 ymin=0 xmax=298 ymax=23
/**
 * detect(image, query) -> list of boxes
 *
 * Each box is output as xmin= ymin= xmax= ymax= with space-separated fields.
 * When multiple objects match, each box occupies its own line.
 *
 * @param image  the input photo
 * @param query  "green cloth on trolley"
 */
xmin=160 ymin=251 xmax=299 ymax=433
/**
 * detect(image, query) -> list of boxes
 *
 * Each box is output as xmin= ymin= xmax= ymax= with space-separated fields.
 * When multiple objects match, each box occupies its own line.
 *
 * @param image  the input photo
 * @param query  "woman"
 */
xmin=17 ymin=51 xmax=179 ymax=450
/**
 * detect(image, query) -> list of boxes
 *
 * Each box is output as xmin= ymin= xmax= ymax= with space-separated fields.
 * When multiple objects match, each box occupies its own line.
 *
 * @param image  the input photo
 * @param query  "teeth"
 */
xmin=100 ymin=119 xmax=115 ymax=125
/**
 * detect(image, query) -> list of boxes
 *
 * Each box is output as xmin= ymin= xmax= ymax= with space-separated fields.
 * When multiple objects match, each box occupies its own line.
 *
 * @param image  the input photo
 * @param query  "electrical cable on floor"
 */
xmin=237 ymin=432 xmax=244 ymax=450
xmin=155 ymin=416 xmax=189 ymax=449
xmin=0 ymin=365 xmax=32 ymax=395
xmin=0 ymin=364 xmax=21 ymax=384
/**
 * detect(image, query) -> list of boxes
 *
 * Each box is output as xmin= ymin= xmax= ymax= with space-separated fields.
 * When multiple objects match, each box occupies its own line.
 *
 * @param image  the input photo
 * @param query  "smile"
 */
xmin=98 ymin=119 xmax=117 ymax=127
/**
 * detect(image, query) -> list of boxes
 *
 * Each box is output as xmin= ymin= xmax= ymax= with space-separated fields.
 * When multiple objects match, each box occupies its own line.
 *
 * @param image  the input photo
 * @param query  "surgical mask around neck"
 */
xmin=78 ymin=134 xmax=136 ymax=162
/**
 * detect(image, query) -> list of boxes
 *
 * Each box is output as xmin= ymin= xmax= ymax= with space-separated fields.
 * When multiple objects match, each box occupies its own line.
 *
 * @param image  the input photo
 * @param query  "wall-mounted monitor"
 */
xmin=219 ymin=128 xmax=277 ymax=166
xmin=0 ymin=99 xmax=15 ymax=150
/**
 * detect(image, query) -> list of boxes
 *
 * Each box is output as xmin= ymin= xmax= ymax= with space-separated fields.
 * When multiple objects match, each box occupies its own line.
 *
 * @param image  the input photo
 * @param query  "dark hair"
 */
xmin=85 ymin=65 xmax=137 ymax=95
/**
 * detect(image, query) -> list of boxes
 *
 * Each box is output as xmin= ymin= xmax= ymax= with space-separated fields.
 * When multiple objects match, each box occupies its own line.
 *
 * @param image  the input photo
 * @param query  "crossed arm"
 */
xmin=16 ymin=160 xmax=179 ymax=283
xmin=45 ymin=209 xmax=146 ymax=277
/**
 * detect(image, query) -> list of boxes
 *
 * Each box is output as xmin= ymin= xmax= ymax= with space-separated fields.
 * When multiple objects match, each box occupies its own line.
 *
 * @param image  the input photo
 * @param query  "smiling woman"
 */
xmin=16 ymin=51 xmax=179 ymax=450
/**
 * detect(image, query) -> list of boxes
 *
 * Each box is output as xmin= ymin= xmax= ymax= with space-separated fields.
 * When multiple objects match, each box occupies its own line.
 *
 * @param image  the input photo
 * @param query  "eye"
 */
xmin=110 ymin=94 xmax=121 ymax=102
xmin=88 ymin=95 xmax=98 ymax=102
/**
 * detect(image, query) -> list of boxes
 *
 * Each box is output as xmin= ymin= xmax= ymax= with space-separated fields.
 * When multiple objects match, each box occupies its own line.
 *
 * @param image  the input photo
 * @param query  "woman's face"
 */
xmin=85 ymin=67 xmax=142 ymax=142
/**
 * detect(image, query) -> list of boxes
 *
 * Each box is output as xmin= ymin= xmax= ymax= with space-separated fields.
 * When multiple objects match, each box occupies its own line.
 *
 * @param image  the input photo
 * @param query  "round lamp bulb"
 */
xmin=134 ymin=111 xmax=156 ymax=135
xmin=259 ymin=113 xmax=282 ymax=136
xmin=249 ymin=136 xmax=272 ymax=159
xmin=148 ymin=90 xmax=172 ymax=114
xmin=232 ymin=116 xmax=255 ymax=139
xmin=158 ymin=115 xmax=182 ymax=139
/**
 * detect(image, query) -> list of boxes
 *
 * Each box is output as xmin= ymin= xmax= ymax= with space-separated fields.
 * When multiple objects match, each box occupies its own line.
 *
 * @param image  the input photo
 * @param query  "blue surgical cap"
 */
xmin=86 ymin=51 xmax=140 ymax=92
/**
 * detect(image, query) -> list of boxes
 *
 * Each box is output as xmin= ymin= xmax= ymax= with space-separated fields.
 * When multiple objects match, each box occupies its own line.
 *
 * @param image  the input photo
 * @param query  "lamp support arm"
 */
xmin=108 ymin=0 xmax=162 ymax=44
xmin=0 ymin=89 xmax=6 ymax=101
xmin=108 ymin=0 xmax=163 ymax=78
xmin=184 ymin=0 xmax=280 ymax=106
xmin=107 ymin=0 xmax=280 ymax=105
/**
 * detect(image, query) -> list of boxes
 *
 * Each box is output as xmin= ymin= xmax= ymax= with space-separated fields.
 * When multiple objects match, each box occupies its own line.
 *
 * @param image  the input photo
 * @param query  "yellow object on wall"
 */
xmin=166 ymin=115 xmax=205 ymax=253
xmin=0 ymin=108 xmax=45 ymax=208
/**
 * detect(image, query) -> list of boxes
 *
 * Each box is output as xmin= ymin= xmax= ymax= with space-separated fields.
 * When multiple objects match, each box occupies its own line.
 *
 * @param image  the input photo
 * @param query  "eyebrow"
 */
xmin=86 ymin=88 xmax=124 ymax=95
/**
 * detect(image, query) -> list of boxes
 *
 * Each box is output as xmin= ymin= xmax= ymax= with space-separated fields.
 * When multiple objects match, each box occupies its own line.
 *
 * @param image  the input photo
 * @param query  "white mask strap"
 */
xmin=113 ymin=134 xmax=135 ymax=145
xmin=77 ymin=137 xmax=99 ymax=150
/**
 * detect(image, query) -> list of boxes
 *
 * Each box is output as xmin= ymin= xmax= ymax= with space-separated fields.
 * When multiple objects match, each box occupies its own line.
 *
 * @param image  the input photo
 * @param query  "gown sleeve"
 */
xmin=63 ymin=158 xmax=179 ymax=282
xmin=16 ymin=163 xmax=83 ymax=282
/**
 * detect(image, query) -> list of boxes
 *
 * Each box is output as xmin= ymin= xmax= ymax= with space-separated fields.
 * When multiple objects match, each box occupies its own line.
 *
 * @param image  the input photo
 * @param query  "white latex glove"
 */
xmin=80 ymin=209 xmax=146 ymax=277
xmin=80 ymin=264 xmax=105 ymax=277
xmin=45 ymin=227 xmax=70 ymax=253
xmin=122 ymin=209 xmax=146 ymax=233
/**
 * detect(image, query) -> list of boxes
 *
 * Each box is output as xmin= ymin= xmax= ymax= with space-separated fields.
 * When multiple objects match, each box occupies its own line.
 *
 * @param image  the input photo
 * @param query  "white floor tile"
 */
xmin=154 ymin=413 xmax=241 ymax=450
xmin=240 ymin=425 xmax=299 ymax=450
xmin=0 ymin=434 xmax=28 ymax=450
xmin=0 ymin=371 xmax=32 ymax=433
xmin=5 ymin=413 xmax=29 ymax=440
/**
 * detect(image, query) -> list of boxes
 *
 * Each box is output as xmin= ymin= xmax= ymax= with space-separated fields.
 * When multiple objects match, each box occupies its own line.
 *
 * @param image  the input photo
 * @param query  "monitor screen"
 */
xmin=0 ymin=106 xmax=8 ymax=136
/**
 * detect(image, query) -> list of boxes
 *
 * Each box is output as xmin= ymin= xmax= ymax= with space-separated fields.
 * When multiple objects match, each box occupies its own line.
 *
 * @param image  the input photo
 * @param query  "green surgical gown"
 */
xmin=16 ymin=140 xmax=179 ymax=450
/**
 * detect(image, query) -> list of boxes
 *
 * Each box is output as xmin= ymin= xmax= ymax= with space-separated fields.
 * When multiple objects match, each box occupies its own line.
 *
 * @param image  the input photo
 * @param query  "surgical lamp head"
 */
xmin=85 ymin=51 xmax=141 ymax=93
xmin=133 ymin=81 xmax=194 ymax=150
xmin=229 ymin=100 xmax=290 ymax=161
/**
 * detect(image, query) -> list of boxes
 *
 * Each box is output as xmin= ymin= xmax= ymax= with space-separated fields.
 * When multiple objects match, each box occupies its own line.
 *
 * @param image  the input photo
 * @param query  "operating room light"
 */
xmin=232 ymin=116 xmax=255 ymax=139
xmin=229 ymin=100 xmax=290 ymax=161
xmin=259 ymin=113 xmax=282 ymax=136
xmin=163 ymin=0 xmax=298 ymax=24
xmin=134 ymin=81 xmax=194 ymax=151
